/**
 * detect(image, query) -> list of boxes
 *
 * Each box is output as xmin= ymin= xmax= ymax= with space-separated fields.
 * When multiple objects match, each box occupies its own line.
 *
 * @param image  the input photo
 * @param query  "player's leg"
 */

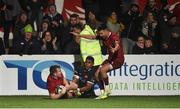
xmin=95 ymin=75 xmax=105 ymax=99
xmin=95 ymin=63 xmax=112 ymax=99
xmin=68 ymin=81 xmax=78 ymax=90
xmin=66 ymin=81 xmax=80 ymax=97
xmin=99 ymin=63 xmax=112 ymax=96
xmin=96 ymin=68 xmax=105 ymax=93
xmin=66 ymin=92 xmax=74 ymax=99
xmin=65 ymin=81 xmax=78 ymax=92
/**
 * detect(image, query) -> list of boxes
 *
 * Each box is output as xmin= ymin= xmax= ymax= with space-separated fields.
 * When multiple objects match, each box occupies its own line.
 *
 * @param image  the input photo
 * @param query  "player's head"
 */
xmin=97 ymin=24 xmax=109 ymax=39
xmin=85 ymin=56 xmax=94 ymax=69
xmin=49 ymin=65 xmax=62 ymax=78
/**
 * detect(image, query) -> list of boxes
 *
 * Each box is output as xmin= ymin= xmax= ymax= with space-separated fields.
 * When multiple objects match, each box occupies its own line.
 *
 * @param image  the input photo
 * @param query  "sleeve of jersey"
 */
xmin=87 ymin=66 xmax=98 ymax=84
xmin=87 ymin=78 xmax=95 ymax=84
xmin=87 ymin=73 xmax=95 ymax=84
xmin=74 ymin=67 xmax=82 ymax=77
xmin=112 ymin=35 xmax=120 ymax=42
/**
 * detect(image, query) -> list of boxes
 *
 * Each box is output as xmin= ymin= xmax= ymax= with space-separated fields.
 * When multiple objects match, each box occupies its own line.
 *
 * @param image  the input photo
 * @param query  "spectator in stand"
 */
xmin=26 ymin=0 xmax=45 ymax=32
xmin=173 ymin=3 xmax=180 ymax=25
xmin=159 ymin=14 xmax=177 ymax=53
xmin=98 ymin=0 xmax=122 ymax=22
xmin=39 ymin=20 xmax=50 ymax=39
xmin=82 ymin=0 xmax=100 ymax=22
xmin=13 ymin=12 xmax=29 ymax=44
xmin=144 ymin=37 xmax=157 ymax=54
xmin=17 ymin=0 xmax=28 ymax=11
xmin=121 ymin=3 xmax=143 ymax=54
xmin=43 ymin=4 xmax=64 ymax=46
xmin=0 ymin=38 xmax=5 ymax=55
xmin=143 ymin=0 xmax=159 ymax=17
xmin=106 ymin=11 xmax=124 ymax=36
xmin=87 ymin=10 xmax=108 ymax=55
xmin=2 ymin=0 xmax=21 ymax=54
xmin=64 ymin=24 xmax=82 ymax=54
xmin=12 ymin=24 xmax=41 ymax=55
xmin=158 ymin=0 xmax=170 ymax=23
xmin=62 ymin=14 xmax=83 ymax=53
xmin=76 ymin=13 xmax=84 ymax=26
xmin=44 ymin=0 xmax=54 ymax=14
xmin=40 ymin=30 xmax=61 ymax=54
xmin=0 ymin=0 xmax=5 ymax=28
xmin=142 ymin=11 xmax=158 ymax=50
xmin=132 ymin=35 xmax=145 ymax=54
xmin=78 ymin=10 xmax=103 ymax=66
xmin=167 ymin=26 xmax=180 ymax=54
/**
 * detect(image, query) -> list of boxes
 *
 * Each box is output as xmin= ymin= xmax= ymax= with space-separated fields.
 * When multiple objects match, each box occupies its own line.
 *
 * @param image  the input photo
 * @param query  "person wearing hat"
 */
xmin=12 ymin=24 xmax=41 ymax=55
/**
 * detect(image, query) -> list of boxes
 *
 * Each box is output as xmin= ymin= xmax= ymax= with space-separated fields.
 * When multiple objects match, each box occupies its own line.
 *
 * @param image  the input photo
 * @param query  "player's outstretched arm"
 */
xmin=49 ymin=86 xmax=66 ymax=100
xmin=70 ymin=32 xmax=96 ymax=39
xmin=79 ymin=82 xmax=93 ymax=93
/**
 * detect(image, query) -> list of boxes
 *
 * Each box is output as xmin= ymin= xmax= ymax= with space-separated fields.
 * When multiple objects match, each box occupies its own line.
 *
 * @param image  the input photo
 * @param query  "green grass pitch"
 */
xmin=0 ymin=96 xmax=180 ymax=108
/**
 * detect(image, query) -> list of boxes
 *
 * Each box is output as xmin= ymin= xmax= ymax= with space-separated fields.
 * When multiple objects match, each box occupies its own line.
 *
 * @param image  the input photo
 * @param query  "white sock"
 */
xmin=105 ymin=85 xmax=109 ymax=91
xmin=100 ymin=90 xmax=104 ymax=94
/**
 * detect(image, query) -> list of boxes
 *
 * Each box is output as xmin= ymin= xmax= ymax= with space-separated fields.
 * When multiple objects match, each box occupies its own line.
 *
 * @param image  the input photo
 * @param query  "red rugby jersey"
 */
xmin=103 ymin=33 xmax=124 ymax=62
xmin=47 ymin=74 xmax=64 ymax=94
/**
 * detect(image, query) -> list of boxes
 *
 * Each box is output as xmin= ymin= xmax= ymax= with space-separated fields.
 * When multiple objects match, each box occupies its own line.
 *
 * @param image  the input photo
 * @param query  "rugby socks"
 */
xmin=98 ymin=80 xmax=104 ymax=90
xmin=100 ymin=89 xmax=104 ymax=95
xmin=103 ymin=77 xmax=109 ymax=90
xmin=103 ymin=77 xmax=109 ymax=85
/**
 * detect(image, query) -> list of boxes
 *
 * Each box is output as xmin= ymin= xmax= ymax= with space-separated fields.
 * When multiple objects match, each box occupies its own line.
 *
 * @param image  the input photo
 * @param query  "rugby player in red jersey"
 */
xmin=47 ymin=65 xmax=78 ymax=99
xmin=71 ymin=24 xmax=124 ymax=99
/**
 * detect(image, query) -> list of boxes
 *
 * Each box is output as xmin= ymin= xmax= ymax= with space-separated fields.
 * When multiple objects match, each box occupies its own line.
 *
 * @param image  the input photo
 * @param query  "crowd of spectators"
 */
xmin=0 ymin=0 xmax=179 ymax=55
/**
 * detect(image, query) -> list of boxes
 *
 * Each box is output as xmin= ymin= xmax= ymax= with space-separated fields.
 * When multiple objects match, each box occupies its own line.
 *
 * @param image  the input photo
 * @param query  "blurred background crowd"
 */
xmin=0 ymin=0 xmax=179 ymax=55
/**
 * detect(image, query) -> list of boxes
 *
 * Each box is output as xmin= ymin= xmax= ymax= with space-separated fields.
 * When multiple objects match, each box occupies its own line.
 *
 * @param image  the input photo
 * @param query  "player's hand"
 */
xmin=52 ymin=21 xmax=59 ymax=26
xmin=60 ymin=86 xmax=67 ymax=94
xmin=110 ymin=46 xmax=115 ymax=53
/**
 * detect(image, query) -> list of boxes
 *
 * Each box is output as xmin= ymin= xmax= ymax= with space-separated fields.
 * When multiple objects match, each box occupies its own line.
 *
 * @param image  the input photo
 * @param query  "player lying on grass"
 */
xmin=47 ymin=65 xmax=78 ymax=99
xmin=71 ymin=24 xmax=124 ymax=99
xmin=73 ymin=56 xmax=98 ymax=98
